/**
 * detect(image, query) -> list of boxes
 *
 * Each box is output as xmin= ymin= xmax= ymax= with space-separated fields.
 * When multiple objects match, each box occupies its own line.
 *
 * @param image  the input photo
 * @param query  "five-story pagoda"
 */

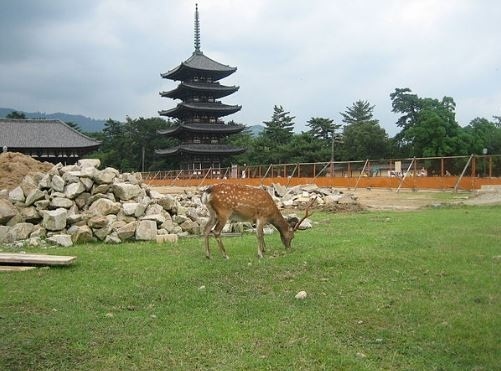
xmin=156 ymin=4 xmax=245 ymax=172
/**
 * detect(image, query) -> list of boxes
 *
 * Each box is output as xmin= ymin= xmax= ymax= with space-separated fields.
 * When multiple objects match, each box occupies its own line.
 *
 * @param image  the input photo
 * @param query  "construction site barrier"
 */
xmin=142 ymin=155 xmax=501 ymax=191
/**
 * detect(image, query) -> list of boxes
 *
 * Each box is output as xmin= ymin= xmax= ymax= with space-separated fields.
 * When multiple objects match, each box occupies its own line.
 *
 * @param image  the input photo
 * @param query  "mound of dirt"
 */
xmin=0 ymin=152 xmax=53 ymax=191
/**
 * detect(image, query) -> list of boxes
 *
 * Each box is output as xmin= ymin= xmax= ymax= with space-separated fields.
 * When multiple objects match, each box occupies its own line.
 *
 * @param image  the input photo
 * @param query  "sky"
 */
xmin=1 ymin=0 xmax=499 ymax=136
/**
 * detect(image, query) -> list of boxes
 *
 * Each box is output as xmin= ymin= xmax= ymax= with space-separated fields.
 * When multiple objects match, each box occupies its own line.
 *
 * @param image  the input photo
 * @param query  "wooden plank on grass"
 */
xmin=0 ymin=253 xmax=76 ymax=266
xmin=0 ymin=265 xmax=37 ymax=272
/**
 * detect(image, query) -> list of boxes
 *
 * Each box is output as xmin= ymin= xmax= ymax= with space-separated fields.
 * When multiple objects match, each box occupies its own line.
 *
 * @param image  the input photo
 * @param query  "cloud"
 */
xmin=1 ymin=0 xmax=500 ymax=136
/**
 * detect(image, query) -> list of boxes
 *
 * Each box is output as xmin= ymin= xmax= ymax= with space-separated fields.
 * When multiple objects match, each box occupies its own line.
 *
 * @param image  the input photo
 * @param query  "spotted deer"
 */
xmin=202 ymin=183 xmax=315 ymax=259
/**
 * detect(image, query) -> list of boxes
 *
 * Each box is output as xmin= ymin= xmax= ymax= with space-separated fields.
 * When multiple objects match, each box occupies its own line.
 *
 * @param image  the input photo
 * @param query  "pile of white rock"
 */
xmin=0 ymin=159 xmax=357 ymax=248
xmin=0 ymin=160 xmax=205 ymax=247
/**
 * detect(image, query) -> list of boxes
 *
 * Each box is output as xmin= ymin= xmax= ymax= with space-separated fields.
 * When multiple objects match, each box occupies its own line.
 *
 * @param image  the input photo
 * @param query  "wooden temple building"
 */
xmin=155 ymin=4 xmax=245 ymax=172
xmin=0 ymin=118 xmax=100 ymax=164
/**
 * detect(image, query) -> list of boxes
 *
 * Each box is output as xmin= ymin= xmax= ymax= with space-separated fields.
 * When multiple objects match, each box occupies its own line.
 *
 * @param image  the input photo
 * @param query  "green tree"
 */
xmin=90 ymin=119 xmax=130 ymax=170
xmin=65 ymin=121 xmax=82 ymax=132
xmin=124 ymin=117 xmax=174 ymax=171
xmin=262 ymin=105 xmax=295 ymax=145
xmin=464 ymin=117 xmax=501 ymax=155
xmin=306 ymin=117 xmax=342 ymax=162
xmin=6 ymin=111 xmax=26 ymax=119
xmin=257 ymin=105 xmax=296 ymax=163
xmin=390 ymin=88 xmax=466 ymax=157
xmin=341 ymin=100 xmax=377 ymax=125
xmin=89 ymin=117 xmax=174 ymax=171
xmin=339 ymin=100 xmax=389 ymax=160
xmin=226 ymin=126 xmax=256 ymax=165
xmin=284 ymin=132 xmax=328 ymax=163
xmin=306 ymin=117 xmax=338 ymax=141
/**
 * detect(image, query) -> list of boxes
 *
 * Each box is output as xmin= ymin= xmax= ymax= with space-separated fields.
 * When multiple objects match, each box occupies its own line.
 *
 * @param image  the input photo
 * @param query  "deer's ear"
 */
xmin=287 ymin=216 xmax=299 ymax=228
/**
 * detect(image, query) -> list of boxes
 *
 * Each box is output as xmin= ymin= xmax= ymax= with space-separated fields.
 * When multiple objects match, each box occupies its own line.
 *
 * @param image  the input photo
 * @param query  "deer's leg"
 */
xmin=203 ymin=212 xmax=217 ymax=259
xmin=256 ymin=220 xmax=266 ymax=258
xmin=213 ymin=215 xmax=229 ymax=259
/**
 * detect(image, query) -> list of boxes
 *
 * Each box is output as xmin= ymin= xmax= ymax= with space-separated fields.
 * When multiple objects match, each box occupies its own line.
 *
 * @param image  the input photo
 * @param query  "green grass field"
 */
xmin=1 ymin=205 xmax=500 ymax=370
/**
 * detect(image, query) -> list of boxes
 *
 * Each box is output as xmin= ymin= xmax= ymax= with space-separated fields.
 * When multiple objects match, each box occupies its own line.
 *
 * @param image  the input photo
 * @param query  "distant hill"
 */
xmin=0 ymin=107 xmax=106 ymax=133
xmin=1 ymin=108 xmax=265 ymax=136
xmin=246 ymin=124 xmax=264 ymax=137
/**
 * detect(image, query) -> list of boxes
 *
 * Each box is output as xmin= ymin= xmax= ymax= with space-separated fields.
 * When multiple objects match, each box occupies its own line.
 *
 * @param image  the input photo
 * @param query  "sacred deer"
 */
xmin=202 ymin=183 xmax=315 ymax=259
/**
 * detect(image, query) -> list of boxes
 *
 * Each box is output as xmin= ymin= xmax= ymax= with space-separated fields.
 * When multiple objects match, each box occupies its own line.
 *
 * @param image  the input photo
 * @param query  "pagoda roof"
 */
xmin=155 ymin=144 xmax=246 ymax=156
xmin=0 ymin=119 xmax=101 ymax=149
xmin=160 ymin=81 xmax=239 ymax=100
xmin=158 ymin=122 xmax=245 ymax=136
xmin=161 ymin=51 xmax=237 ymax=81
xmin=159 ymin=102 xmax=241 ymax=119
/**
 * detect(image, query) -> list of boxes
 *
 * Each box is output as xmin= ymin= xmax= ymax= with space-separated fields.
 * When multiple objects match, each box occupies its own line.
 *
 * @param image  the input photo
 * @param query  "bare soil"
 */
xmin=0 ymin=152 xmax=53 ymax=191
xmin=152 ymin=185 xmax=501 ymax=211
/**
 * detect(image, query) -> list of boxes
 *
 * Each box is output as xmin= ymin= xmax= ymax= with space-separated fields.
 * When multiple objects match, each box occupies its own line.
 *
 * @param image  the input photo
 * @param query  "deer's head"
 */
xmin=279 ymin=198 xmax=316 ymax=249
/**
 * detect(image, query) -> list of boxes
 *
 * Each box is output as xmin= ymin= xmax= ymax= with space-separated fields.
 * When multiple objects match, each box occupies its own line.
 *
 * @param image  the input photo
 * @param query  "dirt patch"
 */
xmin=0 ymin=152 xmax=53 ymax=191
xmin=348 ymin=187 xmax=501 ymax=210
xmin=151 ymin=185 xmax=501 ymax=211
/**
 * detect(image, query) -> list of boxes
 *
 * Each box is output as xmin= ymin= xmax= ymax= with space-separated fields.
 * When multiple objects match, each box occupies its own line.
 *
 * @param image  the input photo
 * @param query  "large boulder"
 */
xmin=68 ymin=225 xmax=94 ymax=243
xmin=50 ymin=197 xmax=74 ymax=209
xmin=41 ymin=208 xmax=67 ymax=231
xmin=88 ymin=198 xmax=121 ymax=216
xmin=0 ymin=198 xmax=18 ymax=224
xmin=7 ymin=222 xmax=35 ymax=242
xmin=65 ymin=182 xmax=86 ymax=199
xmin=93 ymin=168 xmax=118 ymax=184
xmin=135 ymin=220 xmax=157 ymax=241
xmin=8 ymin=186 xmax=25 ymax=203
xmin=112 ymin=183 xmax=142 ymax=201
xmin=0 ymin=225 xmax=9 ymax=243
xmin=116 ymin=221 xmax=137 ymax=240
xmin=25 ymin=189 xmax=46 ymax=206
xmin=78 ymin=159 xmax=101 ymax=169
xmin=51 ymin=175 xmax=65 ymax=192
xmin=47 ymin=234 xmax=73 ymax=247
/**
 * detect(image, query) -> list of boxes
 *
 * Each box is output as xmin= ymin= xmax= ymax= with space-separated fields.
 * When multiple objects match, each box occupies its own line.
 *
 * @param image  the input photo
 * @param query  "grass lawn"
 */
xmin=1 ymin=205 xmax=500 ymax=370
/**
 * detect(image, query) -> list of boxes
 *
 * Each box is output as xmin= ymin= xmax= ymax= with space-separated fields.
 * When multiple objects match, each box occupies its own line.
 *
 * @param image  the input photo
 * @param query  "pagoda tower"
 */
xmin=156 ymin=4 xmax=245 ymax=172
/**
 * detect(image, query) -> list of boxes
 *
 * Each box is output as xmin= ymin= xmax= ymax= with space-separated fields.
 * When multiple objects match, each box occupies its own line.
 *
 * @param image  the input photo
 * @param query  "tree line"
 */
xmin=229 ymin=88 xmax=500 ymax=171
xmin=5 ymin=87 xmax=501 ymax=172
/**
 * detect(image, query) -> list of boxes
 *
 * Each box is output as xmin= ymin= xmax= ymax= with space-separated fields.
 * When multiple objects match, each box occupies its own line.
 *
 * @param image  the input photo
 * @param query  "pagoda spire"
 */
xmin=194 ymin=4 xmax=201 ymax=53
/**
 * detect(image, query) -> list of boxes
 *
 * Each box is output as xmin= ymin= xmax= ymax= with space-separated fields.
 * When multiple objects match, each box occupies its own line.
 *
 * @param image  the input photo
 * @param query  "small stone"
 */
xmin=295 ymin=290 xmax=307 ymax=300
xmin=198 ymin=285 xmax=206 ymax=291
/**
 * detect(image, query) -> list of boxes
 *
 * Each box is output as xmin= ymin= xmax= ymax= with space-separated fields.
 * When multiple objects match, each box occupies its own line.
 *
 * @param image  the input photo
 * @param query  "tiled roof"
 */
xmin=155 ymin=144 xmax=246 ymax=156
xmin=159 ymin=102 xmax=241 ymax=119
xmin=0 ymin=119 xmax=101 ymax=148
xmin=161 ymin=51 xmax=236 ymax=81
xmin=158 ymin=122 xmax=245 ymax=136
xmin=160 ymin=81 xmax=239 ymax=99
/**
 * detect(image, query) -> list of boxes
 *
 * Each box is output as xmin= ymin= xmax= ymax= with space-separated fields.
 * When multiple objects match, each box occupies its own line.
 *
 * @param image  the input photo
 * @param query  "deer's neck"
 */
xmin=271 ymin=213 xmax=289 ymax=235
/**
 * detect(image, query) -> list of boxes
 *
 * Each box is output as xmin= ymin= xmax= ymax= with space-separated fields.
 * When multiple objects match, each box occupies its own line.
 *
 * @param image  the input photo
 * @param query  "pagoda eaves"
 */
xmin=155 ymin=144 xmax=246 ymax=156
xmin=161 ymin=51 xmax=237 ymax=82
xmin=159 ymin=102 xmax=241 ymax=119
xmin=160 ymin=81 xmax=239 ymax=100
xmin=158 ymin=122 xmax=245 ymax=136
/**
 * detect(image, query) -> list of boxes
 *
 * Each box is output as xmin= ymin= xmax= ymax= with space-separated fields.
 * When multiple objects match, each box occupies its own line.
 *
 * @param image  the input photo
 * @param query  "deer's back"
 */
xmin=204 ymin=183 xmax=278 ymax=221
